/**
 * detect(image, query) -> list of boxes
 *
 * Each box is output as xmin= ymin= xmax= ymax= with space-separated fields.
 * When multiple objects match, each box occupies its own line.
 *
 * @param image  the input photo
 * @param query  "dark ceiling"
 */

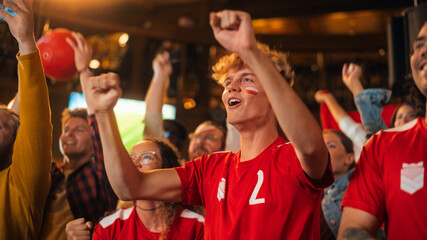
xmin=32 ymin=0 xmax=414 ymax=48
xmin=0 ymin=0 xmax=420 ymax=159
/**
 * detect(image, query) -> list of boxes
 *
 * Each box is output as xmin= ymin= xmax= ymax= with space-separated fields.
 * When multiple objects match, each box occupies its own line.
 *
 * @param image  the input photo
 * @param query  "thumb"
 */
xmin=209 ymin=12 xmax=221 ymax=35
xmin=65 ymin=37 xmax=77 ymax=51
xmin=85 ymin=221 xmax=93 ymax=230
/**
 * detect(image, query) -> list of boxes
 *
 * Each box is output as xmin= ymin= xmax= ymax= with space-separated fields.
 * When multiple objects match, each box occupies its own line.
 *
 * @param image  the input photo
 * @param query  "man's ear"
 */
xmin=59 ymin=138 xmax=64 ymax=155
xmin=59 ymin=138 xmax=69 ymax=164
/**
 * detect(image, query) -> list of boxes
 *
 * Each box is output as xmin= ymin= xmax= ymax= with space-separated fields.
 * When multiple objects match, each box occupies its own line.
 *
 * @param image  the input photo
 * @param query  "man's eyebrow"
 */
xmin=414 ymin=36 xmax=426 ymax=43
xmin=224 ymin=72 xmax=255 ymax=83
xmin=240 ymin=72 xmax=255 ymax=78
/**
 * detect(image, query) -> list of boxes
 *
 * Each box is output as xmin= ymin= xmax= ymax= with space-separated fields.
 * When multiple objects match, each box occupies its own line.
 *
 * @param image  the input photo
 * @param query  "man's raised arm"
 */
xmin=209 ymin=10 xmax=329 ymax=180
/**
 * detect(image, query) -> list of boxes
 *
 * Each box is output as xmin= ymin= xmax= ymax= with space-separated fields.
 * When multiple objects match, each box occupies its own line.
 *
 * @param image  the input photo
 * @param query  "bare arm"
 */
xmin=315 ymin=90 xmax=348 ymax=123
xmin=67 ymin=31 xmax=94 ymax=112
xmin=80 ymin=72 xmax=182 ymax=202
xmin=143 ymin=52 xmax=172 ymax=139
xmin=210 ymin=10 xmax=328 ymax=179
xmin=338 ymin=207 xmax=380 ymax=240
xmin=146 ymin=52 xmax=172 ymax=114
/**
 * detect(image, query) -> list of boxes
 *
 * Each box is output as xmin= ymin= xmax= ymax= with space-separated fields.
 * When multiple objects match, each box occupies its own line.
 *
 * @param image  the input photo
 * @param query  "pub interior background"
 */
xmin=1 ymin=0 xmax=426 ymax=159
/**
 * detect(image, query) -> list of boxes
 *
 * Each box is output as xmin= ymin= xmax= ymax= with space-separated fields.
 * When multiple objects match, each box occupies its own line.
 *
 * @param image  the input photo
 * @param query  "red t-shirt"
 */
xmin=93 ymin=207 xmax=204 ymax=240
xmin=175 ymin=136 xmax=333 ymax=239
xmin=342 ymin=118 xmax=427 ymax=239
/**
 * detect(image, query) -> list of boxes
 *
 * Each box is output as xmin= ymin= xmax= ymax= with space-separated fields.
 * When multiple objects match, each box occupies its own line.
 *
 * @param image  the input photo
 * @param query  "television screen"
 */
xmin=68 ymin=92 xmax=176 ymax=151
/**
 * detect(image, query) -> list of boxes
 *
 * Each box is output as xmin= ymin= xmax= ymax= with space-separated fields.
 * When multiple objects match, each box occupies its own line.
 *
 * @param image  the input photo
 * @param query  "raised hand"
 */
xmin=81 ymin=72 xmax=122 ymax=113
xmin=209 ymin=10 xmax=257 ymax=56
xmin=314 ymin=90 xmax=330 ymax=104
xmin=0 ymin=0 xmax=36 ymax=55
xmin=66 ymin=32 xmax=93 ymax=73
xmin=342 ymin=63 xmax=364 ymax=96
xmin=65 ymin=218 xmax=93 ymax=240
xmin=152 ymin=51 xmax=172 ymax=82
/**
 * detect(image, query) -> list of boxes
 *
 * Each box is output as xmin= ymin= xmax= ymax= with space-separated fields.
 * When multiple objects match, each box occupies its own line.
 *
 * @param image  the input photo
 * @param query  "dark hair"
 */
xmin=0 ymin=105 xmax=20 ymax=168
xmin=408 ymin=77 xmax=426 ymax=118
xmin=323 ymin=129 xmax=356 ymax=170
xmin=163 ymin=120 xmax=187 ymax=156
xmin=61 ymin=108 xmax=88 ymax=129
xmin=407 ymin=23 xmax=427 ymax=118
xmin=145 ymin=137 xmax=180 ymax=169
xmin=0 ymin=105 xmax=20 ymax=148
xmin=389 ymin=101 xmax=417 ymax=128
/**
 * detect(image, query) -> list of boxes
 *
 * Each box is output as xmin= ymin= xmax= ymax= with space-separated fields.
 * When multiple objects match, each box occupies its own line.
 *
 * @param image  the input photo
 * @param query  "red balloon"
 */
xmin=37 ymin=28 xmax=77 ymax=82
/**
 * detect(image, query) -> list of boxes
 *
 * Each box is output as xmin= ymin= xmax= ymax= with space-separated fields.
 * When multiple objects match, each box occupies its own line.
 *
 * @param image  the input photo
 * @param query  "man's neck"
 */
xmin=63 ymin=154 xmax=92 ymax=171
xmin=238 ymin=121 xmax=278 ymax=162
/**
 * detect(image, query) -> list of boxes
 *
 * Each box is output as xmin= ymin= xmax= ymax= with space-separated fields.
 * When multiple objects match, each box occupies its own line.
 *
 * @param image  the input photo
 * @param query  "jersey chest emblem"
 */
xmin=217 ymin=178 xmax=226 ymax=202
xmin=400 ymin=161 xmax=424 ymax=195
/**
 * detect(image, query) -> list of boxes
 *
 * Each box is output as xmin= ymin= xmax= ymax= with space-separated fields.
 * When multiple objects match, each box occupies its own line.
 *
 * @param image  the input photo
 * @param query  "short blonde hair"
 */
xmin=212 ymin=42 xmax=293 ymax=85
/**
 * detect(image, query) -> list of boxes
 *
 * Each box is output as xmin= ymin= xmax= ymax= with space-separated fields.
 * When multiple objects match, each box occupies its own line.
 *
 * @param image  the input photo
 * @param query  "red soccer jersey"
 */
xmin=342 ymin=117 xmax=427 ymax=239
xmin=92 ymin=207 xmax=204 ymax=240
xmin=175 ymin=136 xmax=334 ymax=239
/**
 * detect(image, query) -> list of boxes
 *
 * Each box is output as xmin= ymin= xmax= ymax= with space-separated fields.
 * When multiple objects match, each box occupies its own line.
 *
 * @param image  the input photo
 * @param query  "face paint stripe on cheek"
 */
xmin=245 ymin=87 xmax=259 ymax=95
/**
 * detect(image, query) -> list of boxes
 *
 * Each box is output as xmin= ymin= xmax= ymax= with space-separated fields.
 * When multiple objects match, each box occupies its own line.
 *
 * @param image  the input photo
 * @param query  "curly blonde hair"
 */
xmin=212 ymin=42 xmax=293 ymax=85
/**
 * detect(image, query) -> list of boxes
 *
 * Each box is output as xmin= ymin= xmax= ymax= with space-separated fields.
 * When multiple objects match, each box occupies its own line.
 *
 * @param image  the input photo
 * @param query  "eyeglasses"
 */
xmin=129 ymin=151 xmax=160 ymax=165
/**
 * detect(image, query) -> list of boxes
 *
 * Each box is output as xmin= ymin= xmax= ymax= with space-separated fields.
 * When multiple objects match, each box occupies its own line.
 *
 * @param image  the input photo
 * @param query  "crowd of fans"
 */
xmin=1 ymin=1 xmax=427 ymax=239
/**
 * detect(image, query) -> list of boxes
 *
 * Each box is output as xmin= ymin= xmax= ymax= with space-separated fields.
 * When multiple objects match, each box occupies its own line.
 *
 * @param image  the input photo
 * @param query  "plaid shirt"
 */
xmin=46 ymin=114 xmax=118 ymax=225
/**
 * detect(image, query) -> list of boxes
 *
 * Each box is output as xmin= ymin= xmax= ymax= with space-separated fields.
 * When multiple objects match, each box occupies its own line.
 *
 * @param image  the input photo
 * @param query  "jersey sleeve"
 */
xmin=92 ymin=224 xmax=108 ymax=240
xmin=194 ymin=218 xmax=204 ymax=240
xmin=341 ymin=134 xmax=385 ymax=223
xmin=174 ymin=157 xmax=205 ymax=206
xmin=280 ymin=143 xmax=334 ymax=193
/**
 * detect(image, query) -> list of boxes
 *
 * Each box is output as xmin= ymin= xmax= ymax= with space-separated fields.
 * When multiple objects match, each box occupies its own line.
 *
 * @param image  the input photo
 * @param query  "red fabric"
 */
xmin=93 ymin=207 xmax=204 ymax=240
xmin=342 ymin=118 xmax=427 ymax=239
xmin=175 ymin=136 xmax=334 ymax=239
xmin=320 ymin=103 xmax=399 ymax=130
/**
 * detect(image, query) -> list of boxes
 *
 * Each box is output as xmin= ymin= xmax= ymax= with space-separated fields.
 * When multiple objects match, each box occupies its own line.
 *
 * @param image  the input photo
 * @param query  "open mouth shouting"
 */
xmin=228 ymin=98 xmax=241 ymax=108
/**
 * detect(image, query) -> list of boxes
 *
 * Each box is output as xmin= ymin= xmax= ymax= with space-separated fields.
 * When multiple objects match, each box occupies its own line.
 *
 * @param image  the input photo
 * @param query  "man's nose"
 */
xmin=226 ymin=80 xmax=241 ymax=92
xmin=421 ymin=42 xmax=427 ymax=57
xmin=64 ymin=129 xmax=74 ymax=137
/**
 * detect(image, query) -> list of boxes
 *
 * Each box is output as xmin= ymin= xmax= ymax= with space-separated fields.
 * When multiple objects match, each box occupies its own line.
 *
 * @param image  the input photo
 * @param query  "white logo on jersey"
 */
xmin=217 ymin=178 xmax=226 ymax=202
xmin=401 ymin=161 xmax=424 ymax=195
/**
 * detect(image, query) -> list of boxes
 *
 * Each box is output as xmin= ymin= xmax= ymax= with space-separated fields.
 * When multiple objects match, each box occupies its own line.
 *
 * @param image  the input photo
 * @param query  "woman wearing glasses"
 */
xmin=67 ymin=138 xmax=204 ymax=240
xmin=93 ymin=138 xmax=205 ymax=240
